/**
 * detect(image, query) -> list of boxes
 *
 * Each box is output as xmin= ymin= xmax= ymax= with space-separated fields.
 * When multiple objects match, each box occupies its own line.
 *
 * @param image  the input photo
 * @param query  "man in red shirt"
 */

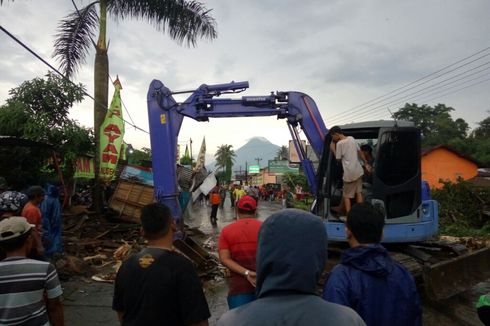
xmin=218 ymin=195 xmax=262 ymax=309
xmin=21 ymin=186 xmax=45 ymax=257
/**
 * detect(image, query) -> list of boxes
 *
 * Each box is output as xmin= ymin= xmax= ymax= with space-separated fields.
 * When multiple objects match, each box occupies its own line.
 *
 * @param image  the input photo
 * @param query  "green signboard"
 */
xmin=74 ymin=157 xmax=95 ymax=179
xmin=268 ymin=160 xmax=299 ymax=174
xmin=248 ymin=165 xmax=260 ymax=173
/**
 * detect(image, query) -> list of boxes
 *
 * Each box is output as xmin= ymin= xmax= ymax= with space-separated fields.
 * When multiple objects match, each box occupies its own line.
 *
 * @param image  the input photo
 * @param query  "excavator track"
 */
xmin=326 ymin=239 xmax=490 ymax=300
xmin=389 ymin=240 xmax=490 ymax=300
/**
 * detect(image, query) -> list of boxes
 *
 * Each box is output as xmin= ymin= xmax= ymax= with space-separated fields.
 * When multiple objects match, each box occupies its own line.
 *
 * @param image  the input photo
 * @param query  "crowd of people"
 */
xmin=0 ymin=133 xmax=489 ymax=325
xmin=111 ymin=199 xmax=429 ymax=326
xmin=0 ymin=184 xmax=64 ymax=325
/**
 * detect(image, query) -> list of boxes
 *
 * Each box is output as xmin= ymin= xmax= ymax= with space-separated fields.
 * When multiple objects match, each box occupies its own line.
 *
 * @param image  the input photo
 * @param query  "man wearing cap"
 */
xmin=0 ymin=216 xmax=64 ymax=325
xmin=218 ymin=209 xmax=365 ymax=326
xmin=218 ymin=195 xmax=262 ymax=309
xmin=329 ymin=126 xmax=370 ymax=214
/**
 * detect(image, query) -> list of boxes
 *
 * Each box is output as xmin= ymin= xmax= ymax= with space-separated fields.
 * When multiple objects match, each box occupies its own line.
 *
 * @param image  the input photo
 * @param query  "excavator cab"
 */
xmin=316 ymin=120 xmax=439 ymax=242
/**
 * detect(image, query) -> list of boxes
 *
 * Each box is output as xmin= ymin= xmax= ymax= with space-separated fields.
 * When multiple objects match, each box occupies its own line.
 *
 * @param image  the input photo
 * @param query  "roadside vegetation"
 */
xmin=433 ymin=179 xmax=490 ymax=239
xmin=0 ymin=72 xmax=93 ymax=189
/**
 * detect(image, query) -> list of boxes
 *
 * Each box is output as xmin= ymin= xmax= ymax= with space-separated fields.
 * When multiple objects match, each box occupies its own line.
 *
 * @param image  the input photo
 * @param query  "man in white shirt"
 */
xmin=329 ymin=126 xmax=371 ymax=213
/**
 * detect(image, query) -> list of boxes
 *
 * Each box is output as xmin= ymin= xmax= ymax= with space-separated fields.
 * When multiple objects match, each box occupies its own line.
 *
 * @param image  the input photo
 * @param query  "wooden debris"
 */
xmin=113 ymin=241 xmax=133 ymax=261
xmin=83 ymin=254 xmax=108 ymax=262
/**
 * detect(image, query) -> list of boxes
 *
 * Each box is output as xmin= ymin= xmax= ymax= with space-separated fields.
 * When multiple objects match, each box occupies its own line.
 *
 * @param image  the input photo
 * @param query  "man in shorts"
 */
xmin=329 ymin=126 xmax=370 ymax=213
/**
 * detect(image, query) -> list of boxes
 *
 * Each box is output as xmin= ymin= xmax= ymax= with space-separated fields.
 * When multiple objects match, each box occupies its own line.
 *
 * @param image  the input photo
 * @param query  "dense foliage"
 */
xmin=282 ymin=172 xmax=309 ymax=193
xmin=0 ymin=72 xmax=93 ymax=189
xmin=128 ymin=147 xmax=152 ymax=167
xmin=394 ymin=103 xmax=490 ymax=165
xmin=433 ymin=179 xmax=490 ymax=237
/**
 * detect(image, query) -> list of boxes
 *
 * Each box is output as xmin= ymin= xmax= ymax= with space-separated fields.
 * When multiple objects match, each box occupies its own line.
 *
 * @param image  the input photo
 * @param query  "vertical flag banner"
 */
xmin=100 ymin=77 xmax=125 ymax=181
xmin=194 ymin=137 xmax=206 ymax=171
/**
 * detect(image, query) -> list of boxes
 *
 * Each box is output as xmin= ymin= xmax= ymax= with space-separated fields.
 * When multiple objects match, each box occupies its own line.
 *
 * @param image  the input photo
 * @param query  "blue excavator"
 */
xmin=146 ymin=80 xmax=490 ymax=300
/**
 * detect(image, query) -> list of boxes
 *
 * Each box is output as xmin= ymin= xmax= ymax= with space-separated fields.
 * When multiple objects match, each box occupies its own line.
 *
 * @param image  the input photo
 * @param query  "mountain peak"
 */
xmin=245 ymin=136 xmax=273 ymax=144
xmin=208 ymin=137 xmax=280 ymax=170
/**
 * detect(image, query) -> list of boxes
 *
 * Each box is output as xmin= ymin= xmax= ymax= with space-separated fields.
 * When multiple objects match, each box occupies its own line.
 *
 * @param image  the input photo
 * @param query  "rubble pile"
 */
xmin=59 ymin=207 xmax=224 ymax=283
xmin=58 ymin=209 xmax=143 ymax=282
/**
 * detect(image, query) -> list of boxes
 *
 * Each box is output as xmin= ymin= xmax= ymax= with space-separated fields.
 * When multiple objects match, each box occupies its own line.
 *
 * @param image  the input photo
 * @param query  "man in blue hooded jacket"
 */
xmin=40 ymin=185 xmax=63 ymax=257
xmin=218 ymin=209 xmax=365 ymax=326
xmin=323 ymin=203 xmax=422 ymax=326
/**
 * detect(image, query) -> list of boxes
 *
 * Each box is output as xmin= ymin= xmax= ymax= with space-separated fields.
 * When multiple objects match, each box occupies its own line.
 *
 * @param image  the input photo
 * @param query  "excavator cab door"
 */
xmin=372 ymin=127 xmax=421 ymax=219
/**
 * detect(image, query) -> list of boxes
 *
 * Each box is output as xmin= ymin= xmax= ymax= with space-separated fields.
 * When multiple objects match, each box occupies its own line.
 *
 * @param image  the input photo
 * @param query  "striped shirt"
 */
xmin=0 ymin=257 xmax=62 ymax=326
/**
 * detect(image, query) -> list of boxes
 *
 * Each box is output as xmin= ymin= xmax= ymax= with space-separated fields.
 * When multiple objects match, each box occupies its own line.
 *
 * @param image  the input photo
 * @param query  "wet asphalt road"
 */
xmin=62 ymin=196 xmax=488 ymax=325
xmin=63 ymin=196 xmax=283 ymax=326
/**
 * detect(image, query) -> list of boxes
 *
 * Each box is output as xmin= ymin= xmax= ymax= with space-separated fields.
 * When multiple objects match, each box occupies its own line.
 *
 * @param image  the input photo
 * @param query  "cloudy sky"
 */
xmin=1 ymin=0 xmax=489 ymax=163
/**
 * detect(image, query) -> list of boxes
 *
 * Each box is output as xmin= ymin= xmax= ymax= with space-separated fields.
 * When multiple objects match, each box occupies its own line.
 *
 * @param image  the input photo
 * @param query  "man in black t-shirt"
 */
xmin=112 ymin=203 xmax=210 ymax=326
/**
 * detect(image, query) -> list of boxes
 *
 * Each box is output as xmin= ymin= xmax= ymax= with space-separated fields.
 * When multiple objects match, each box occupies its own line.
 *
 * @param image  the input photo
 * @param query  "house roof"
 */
xmin=421 ymin=145 xmax=481 ymax=167
xmin=0 ymin=136 xmax=53 ymax=149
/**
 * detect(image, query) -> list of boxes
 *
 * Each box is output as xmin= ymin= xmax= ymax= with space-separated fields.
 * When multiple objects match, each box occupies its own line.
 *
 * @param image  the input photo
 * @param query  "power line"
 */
xmin=328 ymin=46 xmax=490 ymax=121
xmin=335 ymin=74 xmax=490 ymax=125
xmin=0 ymin=24 xmax=149 ymax=134
xmin=330 ymin=64 xmax=490 ymax=124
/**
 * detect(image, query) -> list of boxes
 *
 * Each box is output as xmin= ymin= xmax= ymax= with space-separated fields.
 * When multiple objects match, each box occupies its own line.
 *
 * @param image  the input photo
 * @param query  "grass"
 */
xmin=439 ymin=221 xmax=490 ymax=239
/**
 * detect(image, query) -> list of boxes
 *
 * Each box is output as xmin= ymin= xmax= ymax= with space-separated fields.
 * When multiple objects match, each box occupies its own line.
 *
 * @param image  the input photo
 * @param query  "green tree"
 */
xmin=276 ymin=145 xmax=288 ymax=160
xmin=473 ymin=114 xmax=490 ymax=139
xmin=282 ymin=172 xmax=309 ymax=193
xmin=0 ymin=72 xmax=93 ymax=189
xmin=393 ymin=103 xmax=467 ymax=144
xmin=128 ymin=148 xmax=152 ymax=166
xmin=394 ymin=103 xmax=490 ymax=166
xmin=465 ymin=114 xmax=490 ymax=165
xmin=214 ymin=144 xmax=236 ymax=182
xmin=51 ymin=0 xmax=217 ymax=211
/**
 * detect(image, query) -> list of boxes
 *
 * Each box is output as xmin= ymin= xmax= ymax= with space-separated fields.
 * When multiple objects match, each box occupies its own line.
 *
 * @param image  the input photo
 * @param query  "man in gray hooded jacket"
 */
xmin=218 ymin=209 xmax=365 ymax=326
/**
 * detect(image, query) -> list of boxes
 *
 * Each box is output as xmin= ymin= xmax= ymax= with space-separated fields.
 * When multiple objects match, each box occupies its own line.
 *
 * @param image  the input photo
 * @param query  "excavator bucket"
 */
xmin=423 ymin=246 xmax=490 ymax=300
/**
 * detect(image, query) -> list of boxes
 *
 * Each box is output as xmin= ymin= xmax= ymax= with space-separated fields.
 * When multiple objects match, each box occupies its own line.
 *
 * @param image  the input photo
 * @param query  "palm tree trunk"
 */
xmin=93 ymin=0 xmax=109 ymax=212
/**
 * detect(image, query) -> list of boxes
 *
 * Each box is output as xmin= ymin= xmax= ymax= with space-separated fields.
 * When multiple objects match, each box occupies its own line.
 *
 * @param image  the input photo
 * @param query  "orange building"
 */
xmin=421 ymin=145 xmax=479 ymax=189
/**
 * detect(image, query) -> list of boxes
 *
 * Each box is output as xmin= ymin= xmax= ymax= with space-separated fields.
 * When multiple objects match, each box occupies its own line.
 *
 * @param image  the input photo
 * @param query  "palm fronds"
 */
xmin=107 ymin=0 xmax=217 ymax=46
xmin=53 ymin=3 xmax=99 ymax=77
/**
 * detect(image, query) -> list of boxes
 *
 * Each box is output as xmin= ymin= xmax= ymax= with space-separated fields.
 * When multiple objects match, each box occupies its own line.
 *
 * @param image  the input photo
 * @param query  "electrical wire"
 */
xmin=330 ymin=65 xmax=490 ymax=124
xmin=329 ymin=46 xmax=490 ymax=121
xmin=0 ymin=24 xmax=149 ymax=134
xmin=335 ymin=74 xmax=490 ymax=125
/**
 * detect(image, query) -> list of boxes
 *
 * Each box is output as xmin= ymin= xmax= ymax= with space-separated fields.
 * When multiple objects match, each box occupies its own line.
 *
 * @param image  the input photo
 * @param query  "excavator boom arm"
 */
xmin=147 ymin=80 xmax=327 ymax=219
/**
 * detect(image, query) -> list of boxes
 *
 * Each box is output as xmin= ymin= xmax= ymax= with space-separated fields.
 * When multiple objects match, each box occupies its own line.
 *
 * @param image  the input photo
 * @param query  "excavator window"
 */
xmin=376 ymin=131 xmax=418 ymax=186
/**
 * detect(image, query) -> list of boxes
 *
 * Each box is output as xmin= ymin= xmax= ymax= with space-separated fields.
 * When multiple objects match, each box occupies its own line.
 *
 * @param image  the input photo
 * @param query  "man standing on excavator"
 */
xmin=329 ymin=126 xmax=370 ymax=214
